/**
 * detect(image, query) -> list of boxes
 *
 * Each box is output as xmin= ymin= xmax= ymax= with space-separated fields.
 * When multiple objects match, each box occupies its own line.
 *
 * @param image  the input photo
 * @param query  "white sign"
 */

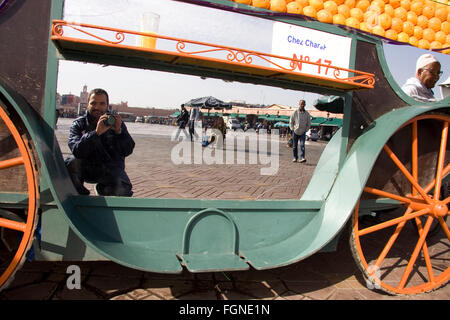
xmin=271 ymin=22 xmax=352 ymax=79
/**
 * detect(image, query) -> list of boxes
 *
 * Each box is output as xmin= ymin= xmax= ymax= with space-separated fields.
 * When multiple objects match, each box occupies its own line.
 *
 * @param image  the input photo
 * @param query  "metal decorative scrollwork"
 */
xmin=51 ymin=20 xmax=376 ymax=89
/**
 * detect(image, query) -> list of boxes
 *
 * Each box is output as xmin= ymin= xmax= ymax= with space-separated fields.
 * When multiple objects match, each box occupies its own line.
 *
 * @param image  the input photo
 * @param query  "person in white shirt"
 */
xmin=289 ymin=99 xmax=311 ymax=163
xmin=402 ymin=54 xmax=442 ymax=102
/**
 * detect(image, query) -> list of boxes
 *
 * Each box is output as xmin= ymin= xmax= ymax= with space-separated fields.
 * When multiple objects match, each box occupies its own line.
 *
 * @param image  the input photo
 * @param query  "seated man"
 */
xmin=65 ymin=88 xmax=135 ymax=196
xmin=401 ymin=53 xmax=442 ymax=102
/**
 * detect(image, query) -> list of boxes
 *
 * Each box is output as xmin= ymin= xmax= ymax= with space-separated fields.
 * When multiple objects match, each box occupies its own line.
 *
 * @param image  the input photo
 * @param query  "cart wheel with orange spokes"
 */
xmin=351 ymin=114 xmax=450 ymax=295
xmin=0 ymin=104 xmax=38 ymax=291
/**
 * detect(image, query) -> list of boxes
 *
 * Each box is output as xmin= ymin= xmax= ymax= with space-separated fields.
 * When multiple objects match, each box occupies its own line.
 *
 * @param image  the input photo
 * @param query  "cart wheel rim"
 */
xmin=0 ymin=105 xmax=38 ymax=290
xmin=351 ymin=114 xmax=450 ymax=295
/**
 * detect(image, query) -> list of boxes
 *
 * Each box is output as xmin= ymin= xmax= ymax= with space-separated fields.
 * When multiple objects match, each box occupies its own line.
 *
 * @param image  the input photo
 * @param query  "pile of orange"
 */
xmin=231 ymin=0 xmax=450 ymax=53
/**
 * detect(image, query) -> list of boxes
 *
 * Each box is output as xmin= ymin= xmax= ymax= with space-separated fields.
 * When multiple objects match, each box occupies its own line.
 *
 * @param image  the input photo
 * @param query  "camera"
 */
xmin=104 ymin=111 xmax=116 ymax=126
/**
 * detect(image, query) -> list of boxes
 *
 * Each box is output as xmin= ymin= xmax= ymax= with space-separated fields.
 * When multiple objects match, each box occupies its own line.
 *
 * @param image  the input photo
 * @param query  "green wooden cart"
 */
xmin=0 ymin=0 xmax=448 ymax=295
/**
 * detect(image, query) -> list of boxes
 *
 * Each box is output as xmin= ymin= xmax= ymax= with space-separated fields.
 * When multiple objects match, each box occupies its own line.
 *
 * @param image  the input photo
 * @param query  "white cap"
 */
xmin=416 ymin=54 xmax=439 ymax=72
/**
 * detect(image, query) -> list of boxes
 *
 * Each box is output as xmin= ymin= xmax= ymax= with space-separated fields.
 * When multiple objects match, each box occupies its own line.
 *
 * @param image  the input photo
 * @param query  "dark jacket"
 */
xmin=177 ymin=109 xmax=189 ymax=128
xmin=68 ymin=112 xmax=135 ymax=170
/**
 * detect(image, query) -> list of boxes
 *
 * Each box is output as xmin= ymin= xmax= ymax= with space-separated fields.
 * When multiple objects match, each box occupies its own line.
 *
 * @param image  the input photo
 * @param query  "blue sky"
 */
xmin=57 ymin=0 xmax=449 ymax=109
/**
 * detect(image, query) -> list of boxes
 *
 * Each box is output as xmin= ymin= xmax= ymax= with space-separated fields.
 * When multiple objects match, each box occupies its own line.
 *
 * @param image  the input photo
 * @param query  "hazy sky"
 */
xmin=57 ymin=0 xmax=450 ymax=109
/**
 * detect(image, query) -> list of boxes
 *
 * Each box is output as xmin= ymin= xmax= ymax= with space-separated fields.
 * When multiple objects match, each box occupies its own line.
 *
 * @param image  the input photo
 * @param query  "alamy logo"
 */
xmin=170 ymin=122 xmax=279 ymax=176
xmin=66 ymin=265 xmax=81 ymax=290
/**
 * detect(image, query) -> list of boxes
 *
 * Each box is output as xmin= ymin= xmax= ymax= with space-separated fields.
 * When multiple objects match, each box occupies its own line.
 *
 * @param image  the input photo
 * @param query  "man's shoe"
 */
xmin=292 ymin=158 xmax=298 ymax=162
xmin=76 ymin=185 xmax=90 ymax=195
xmin=299 ymin=158 xmax=306 ymax=163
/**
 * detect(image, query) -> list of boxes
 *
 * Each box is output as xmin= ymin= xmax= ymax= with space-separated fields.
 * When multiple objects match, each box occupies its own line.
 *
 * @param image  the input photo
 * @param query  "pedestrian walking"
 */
xmin=174 ymin=104 xmax=190 ymax=140
xmin=289 ymin=99 xmax=311 ymax=163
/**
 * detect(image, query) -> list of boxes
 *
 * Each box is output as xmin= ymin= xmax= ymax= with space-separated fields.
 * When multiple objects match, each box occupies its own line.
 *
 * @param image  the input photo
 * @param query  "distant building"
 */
xmin=80 ymin=85 xmax=88 ymax=105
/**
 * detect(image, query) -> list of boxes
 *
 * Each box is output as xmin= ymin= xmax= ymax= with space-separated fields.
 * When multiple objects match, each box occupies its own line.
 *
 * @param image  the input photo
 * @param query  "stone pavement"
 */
xmin=0 ymin=119 xmax=448 ymax=301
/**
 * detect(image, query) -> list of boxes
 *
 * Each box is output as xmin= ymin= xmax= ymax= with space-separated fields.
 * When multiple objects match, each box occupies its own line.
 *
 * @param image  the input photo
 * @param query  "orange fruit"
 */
xmin=435 ymin=30 xmax=447 ymax=43
xmin=350 ymin=7 xmax=364 ymax=21
xmin=430 ymin=40 xmax=442 ymax=49
xmin=295 ymin=0 xmax=309 ymax=6
xmin=303 ymin=5 xmax=317 ymax=17
xmin=252 ymin=0 xmax=271 ymax=8
xmin=373 ymin=25 xmax=386 ymax=36
xmin=410 ymin=1 xmax=424 ymax=15
xmin=324 ymin=0 xmax=338 ymax=14
xmin=356 ymin=0 xmax=370 ymax=11
xmin=385 ymin=29 xmax=398 ymax=39
xmin=409 ymin=35 xmax=419 ymax=46
xmin=271 ymin=0 xmax=287 ymax=11
xmin=413 ymin=25 xmax=424 ymax=39
xmin=337 ymin=4 xmax=351 ymax=17
xmin=344 ymin=0 xmax=356 ymax=8
xmin=418 ymin=38 xmax=430 ymax=49
xmin=406 ymin=11 xmax=418 ymax=24
xmin=235 ymin=0 xmax=252 ymax=4
xmin=447 ymin=33 xmax=450 ymax=43
xmin=390 ymin=17 xmax=404 ymax=32
xmin=442 ymin=21 xmax=450 ymax=33
xmin=368 ymin=2 xmax=384 ymax=14
xmin=417 ymin=15 xmax=429 ymax=28
xmin=428 ymin=17 xmax=442 ymax=31
xmin=385 ymin=4 xmax=395 ymax=17
xmin=346 ymin=16 xmax=361 ymax=28
xmin=333 ymin=0 xmax=345 ymax=5
xmin=333 ymin=13 xmax=347 ymax=24
xmin=309 ymin=0 xmax=324 ymax=10
xmin=400 ymin=0 xmax=411 ymax=11
xmin=435 ymin=6 xmax=448 ymax=22
xmin=397 ymin=31 xmax=410 ymax=42
xmin=359 ymin=21 xmax=372 ymax=31
xmin=286 ymin=0 xmax=296 ymax=2
xmin=372 ymin=0 xmax=385 ymax=8
xmin=423 ymin=27 xmax=436 ymax=41
xmin=287 ymin=1 xmax=303 ymax=12
xmin=402 ymin=21 xmax=415 ymax=35
xmin=379 ymin=13 xmax=393 ymax=29
xmin=389 ymin=0 xmax=401 ymax=8
xmin=422 ymin=5 xmax=435 ymax=19
xmin=394 ymin=7 xmax=407 ymax=20
xmin=270 ymin=0 xmax=287 ymax=11
xmin=317 ymin=9 xmax=333 ymax=22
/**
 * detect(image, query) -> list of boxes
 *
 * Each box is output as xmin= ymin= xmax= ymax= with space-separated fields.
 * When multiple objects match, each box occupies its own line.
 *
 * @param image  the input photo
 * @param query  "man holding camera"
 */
xmin=65 ymin=88 xmax=135 ymax=196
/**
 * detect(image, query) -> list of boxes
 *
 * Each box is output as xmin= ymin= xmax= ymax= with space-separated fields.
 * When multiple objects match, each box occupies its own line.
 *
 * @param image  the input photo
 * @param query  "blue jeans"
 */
xmin=292 ymin=132 xmax=306 ymax=160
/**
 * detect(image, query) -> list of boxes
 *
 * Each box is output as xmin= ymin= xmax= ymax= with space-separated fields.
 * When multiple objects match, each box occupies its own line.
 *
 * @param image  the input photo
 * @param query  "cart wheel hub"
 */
xmin=431 ymin=202 xmax=448 ymax=218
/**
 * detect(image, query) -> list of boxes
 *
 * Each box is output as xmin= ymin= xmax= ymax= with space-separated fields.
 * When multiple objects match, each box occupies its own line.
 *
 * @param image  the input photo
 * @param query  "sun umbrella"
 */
xmin=184 ymin=96 xmax=232 ymax=110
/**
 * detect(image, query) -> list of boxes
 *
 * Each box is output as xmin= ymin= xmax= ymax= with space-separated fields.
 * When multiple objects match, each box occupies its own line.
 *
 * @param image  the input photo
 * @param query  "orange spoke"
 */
xmin=414 ymin=217 xmax=435 ymax=283
xmin=363 ymin=187 xmax=412 ymax=204
xmin=412 ymin=121 xmax=418 ymax=197
xmin=358 ymin=208 xmax=429 ymax=236
xmin=383 ymin=145 xmax=432 ymax=204
xmin=398 ymin=216 xmax=433 ymax=289
xmin=0 ymin=157 xmax=24 ymax=170
xmin=373 ymin=207 xmax=412 ymax=269
xmin=434 ymin=122 xmax=448 ymax=200
xmin=424 ymin=164 xmax=450 ymax=194
xmin=438 ymin=217 xmax=450 ymax=241
xmin=0 ymin=217 xmax=26 ymax=232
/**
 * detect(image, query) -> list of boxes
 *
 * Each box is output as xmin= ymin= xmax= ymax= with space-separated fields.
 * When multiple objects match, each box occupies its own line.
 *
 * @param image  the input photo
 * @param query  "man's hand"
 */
xmin=96 ymin=114 xmax=111 ymax=136
xmin=113 ymin=114 xmax=122 ymax=134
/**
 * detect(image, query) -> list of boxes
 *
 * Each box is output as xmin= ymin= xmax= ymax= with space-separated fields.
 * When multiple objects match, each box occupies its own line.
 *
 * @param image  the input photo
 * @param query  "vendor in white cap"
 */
xmin=401 ymin=53 xmax=442 ymax=102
